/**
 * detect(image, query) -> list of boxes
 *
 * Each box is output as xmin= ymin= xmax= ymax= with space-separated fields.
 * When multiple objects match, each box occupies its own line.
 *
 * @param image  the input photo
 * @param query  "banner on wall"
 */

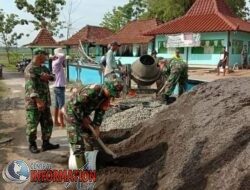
xmin=166 ymin=33 xmax=201 ymax=48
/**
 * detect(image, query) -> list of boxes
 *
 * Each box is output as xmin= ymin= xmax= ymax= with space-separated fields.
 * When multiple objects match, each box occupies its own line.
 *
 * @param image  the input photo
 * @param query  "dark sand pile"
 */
xmin=96 ymin=77 xmax=250 ymax=190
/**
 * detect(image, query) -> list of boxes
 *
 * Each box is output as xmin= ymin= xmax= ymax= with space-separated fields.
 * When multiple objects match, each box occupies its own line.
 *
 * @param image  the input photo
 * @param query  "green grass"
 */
xmin=0 ymin=61 xmax=17 ymax=72
xmin=0 ymin=51 xmax=32 ymax=72
xmin=0 ymin=53 xmax=17 ymax=72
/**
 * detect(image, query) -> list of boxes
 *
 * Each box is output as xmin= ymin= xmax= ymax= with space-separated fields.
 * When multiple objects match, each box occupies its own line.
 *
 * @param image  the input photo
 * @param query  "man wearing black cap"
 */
xmin=24 ymin=48 xmax=60 ymax=153
xmin=104 ymin=41 xmax=121 ymax=80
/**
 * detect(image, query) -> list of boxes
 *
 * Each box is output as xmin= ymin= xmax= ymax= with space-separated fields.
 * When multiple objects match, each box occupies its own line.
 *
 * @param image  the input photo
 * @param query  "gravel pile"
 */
xmin=101 ymin=98 xmax=167 ymax=131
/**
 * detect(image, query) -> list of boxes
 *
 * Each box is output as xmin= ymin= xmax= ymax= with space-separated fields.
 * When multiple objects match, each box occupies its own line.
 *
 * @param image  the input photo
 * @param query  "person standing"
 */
xmin=241 ymin=45 xmax=248 ymax=69
xmin=104 ymin=41 xmax=121 ymax=80
xmin=24 ymin=48 xmax=60 ymax=153
xmin=162 ymin=49 xmax=188 ymax=104
xmin=217 ymin=47 xmax=229 ymax=76
xmin=52 ymin=48 xmax=66 ymax=127
xmin=100 ymin=44 xmax=111 ymax=73
xmin=151 ymin=50 xmax=157 ymax=60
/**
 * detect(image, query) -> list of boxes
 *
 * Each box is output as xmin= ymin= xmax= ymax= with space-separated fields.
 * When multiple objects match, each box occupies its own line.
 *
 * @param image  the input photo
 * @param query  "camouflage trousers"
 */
xmin=164 ymin=72 xmax=187 ymax=97
xmin=26 ymin=107 xmax=53 ymax=143
xmin=66 ymin=119 xmax=95 ymax=154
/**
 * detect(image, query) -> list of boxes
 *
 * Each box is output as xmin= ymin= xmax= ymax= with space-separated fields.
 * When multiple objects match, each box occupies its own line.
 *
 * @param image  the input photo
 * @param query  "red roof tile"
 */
xmin=98 ymin=19 xmax=162 ymax=45
xmin=146 ymin=0 xmax=250 ymax=35
xmin=28 ymin=28 xmax=60 ymax=47
xmin=63 ymin=25 xmax=114 ymax=46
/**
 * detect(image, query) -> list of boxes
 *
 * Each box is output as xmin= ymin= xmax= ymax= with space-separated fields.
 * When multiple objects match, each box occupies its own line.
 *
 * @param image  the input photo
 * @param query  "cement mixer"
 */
xmin=121 ymin=54 xmax=164 ymax=95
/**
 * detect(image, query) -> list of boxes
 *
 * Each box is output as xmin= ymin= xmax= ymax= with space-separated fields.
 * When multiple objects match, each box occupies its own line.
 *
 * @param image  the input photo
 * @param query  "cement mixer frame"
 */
xmin=119 ymin=55 xmax=165 ymax=95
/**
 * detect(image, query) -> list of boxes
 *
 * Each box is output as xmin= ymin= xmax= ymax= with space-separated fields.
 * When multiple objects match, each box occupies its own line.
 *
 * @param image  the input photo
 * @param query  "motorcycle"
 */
xmin=16 ymin=58 xmax=31 ymax=73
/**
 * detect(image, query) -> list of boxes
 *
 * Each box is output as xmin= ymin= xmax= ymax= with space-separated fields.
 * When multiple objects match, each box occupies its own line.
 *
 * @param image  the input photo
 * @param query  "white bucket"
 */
xmin=84 ymin=150 xmax=98 ymax=171
xmin=68 ymin=146 xmax=98 ymax=170
xmin=68 ymin=146 xmax=83 ymax=170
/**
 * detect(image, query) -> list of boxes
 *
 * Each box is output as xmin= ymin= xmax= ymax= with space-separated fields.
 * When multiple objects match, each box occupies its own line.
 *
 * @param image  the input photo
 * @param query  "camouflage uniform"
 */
xmin=24 ymin=62 xmax=54 ymax=143
xmin=162 ymin=56 xmax=188 ymax=96
xmin=65 ymin=84 xmax=111 ymax=154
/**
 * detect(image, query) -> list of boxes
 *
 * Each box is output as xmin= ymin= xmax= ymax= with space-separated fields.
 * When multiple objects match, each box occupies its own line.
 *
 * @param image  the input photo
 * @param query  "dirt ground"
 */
xmin=0 ymin=72 xmax=69 ymax=190
xmin=189 ymin=67 xmax=250 ymax=82
xmin=0 ymin=70 xmax=250 ymax=190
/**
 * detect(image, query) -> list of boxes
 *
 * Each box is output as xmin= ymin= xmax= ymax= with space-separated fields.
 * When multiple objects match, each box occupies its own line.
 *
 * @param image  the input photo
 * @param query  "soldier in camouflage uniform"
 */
xmin=64 ymin=78 xmax=123 ymax=156
xmin=162 ymin=49 xmax=188 ymax=104
xmin=25 ymin=48 xmax=59 ymax=153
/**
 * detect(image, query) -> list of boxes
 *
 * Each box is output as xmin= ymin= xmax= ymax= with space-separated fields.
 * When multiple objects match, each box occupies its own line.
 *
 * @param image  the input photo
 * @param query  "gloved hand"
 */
xmin=35 ymin=98 xmax=45 ymax=111
xmin=40 ymin=72 xmax=51 ymax=82
xmin=82 ymin=116 xmax=91 ymax=128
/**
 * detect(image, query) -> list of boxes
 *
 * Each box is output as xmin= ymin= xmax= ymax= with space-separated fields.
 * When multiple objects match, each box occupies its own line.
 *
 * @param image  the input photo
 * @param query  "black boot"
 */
xmin=164 ymin=95 xmax=176 ymax=105
xmin=29 ymin=142 xmax=40 ymax=154
xmin=42 ymin=140 xmax=60 ymax=151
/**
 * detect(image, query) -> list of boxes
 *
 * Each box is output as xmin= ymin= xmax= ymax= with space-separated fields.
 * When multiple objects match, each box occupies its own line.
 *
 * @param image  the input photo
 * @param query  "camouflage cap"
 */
xmin=33 ymin=48 xmax=48 ymax=55
xmin=104 ymin=77 xmax=124 ymax=97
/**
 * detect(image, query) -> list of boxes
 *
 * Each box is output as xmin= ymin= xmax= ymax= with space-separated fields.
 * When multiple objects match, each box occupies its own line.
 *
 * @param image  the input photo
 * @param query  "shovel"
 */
xmin=68 ymin=124 xmax=118 ymax=170
xmin=88 ymin=124 xmax=118 ymax=159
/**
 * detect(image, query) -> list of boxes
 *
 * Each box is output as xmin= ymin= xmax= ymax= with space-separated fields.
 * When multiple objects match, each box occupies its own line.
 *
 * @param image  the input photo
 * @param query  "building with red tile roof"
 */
xmin=98 ymin=19 xmax=162 ymax=45
xmin=61 ymin=25 xmax=114 ymax=59
xmin=146 ymin=0 xmax=250 ymax=35
xmin=63 ymin=25 xmax=114 ymax=46
xmin=26 ymin=28 xmax=61 ymax=48
xmin=96 ymin=19 xmax=162 ymax=62
xmin=145 ymin=0 xmax=250 ymax=68
xmin=25 ymin=27 xmax=64 ymax=64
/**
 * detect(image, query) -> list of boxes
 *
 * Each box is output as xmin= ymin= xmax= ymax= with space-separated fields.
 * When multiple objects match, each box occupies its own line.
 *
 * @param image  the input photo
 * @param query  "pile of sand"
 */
xmin=96 ymin=77 xmax=250 ymax=190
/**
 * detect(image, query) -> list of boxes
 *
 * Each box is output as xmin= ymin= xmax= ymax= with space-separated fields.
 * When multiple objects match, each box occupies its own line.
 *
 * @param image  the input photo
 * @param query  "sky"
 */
xmin=0 ymin=0 xmax=128 ymax=46
xmin=0 ymin=0 xmax=250 ymax=46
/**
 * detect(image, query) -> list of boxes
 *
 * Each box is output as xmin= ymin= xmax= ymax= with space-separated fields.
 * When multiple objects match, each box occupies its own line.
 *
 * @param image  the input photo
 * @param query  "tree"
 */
xmin=100 ymin=7 xmax=128 ymax=32
xmin=101 ymin=0 xmax=249 ymax=32
xmin=226 ymin=0 xmax=249 ymax=18
xmin=15 ymin=0 xmax=66 ymax=35
xmin=62 ymin=0 xmax=83 ymax=39
xmin=145 ymin=0 xmax=249 ymax=22
xmin=100 ymin=0 xmax=147 ymax=32
xmin=0 ymin=9 xmax=27 ymax=64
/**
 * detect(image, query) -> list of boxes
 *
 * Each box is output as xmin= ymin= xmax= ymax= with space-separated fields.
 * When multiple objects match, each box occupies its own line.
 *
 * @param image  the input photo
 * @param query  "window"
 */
xmin=158 ymin=41 xmax=167 ymax=53
xmin=116 ymin=44 xmax=148 ymax=57
xmin=248 ymin=42 xmax=250 ymax=54
xmin=158 ymin=41 xmax=184 ymax=54
xmin=232 ymin=40 xmax=243 ymax=54
xmin=88 ymin=47 xmax=96 ymax=58
xmin=116 ymin=45 xmax=133 ymax=56
xmin=191 ymin=39 xmax=224 ymax=54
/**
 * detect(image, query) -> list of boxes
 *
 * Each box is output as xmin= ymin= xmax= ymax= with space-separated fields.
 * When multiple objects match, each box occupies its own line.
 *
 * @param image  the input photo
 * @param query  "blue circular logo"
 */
xmin=2 ymin=160 xmax=30 ymax=184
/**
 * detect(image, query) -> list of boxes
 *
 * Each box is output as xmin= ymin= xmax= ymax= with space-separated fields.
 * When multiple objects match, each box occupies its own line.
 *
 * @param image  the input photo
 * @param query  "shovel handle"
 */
xmin=158 ymin=81 xmax=168 ymax=94
xmin=88 ymin=125 xmax=118 ymax=159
